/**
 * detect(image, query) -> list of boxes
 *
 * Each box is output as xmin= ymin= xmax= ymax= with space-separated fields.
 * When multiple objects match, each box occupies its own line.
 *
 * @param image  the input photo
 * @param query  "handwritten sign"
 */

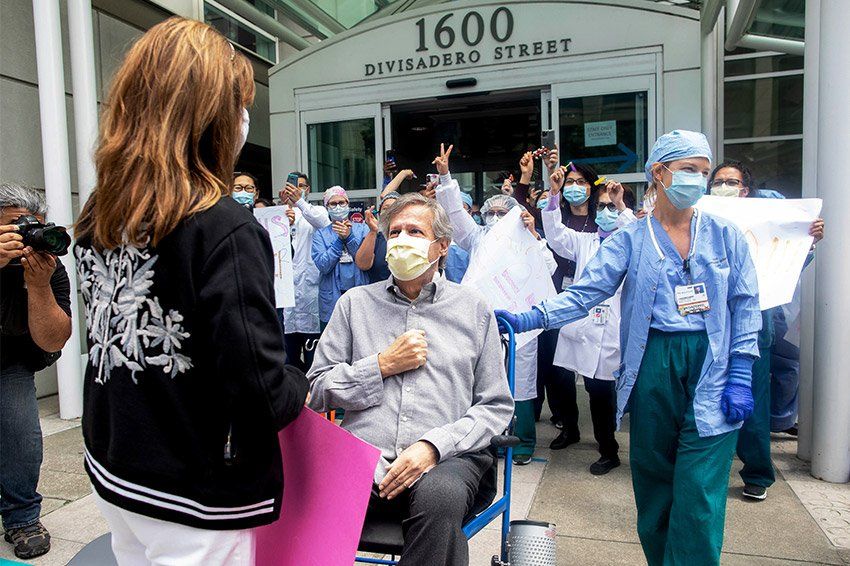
xmin=461 ymin=207 xmax=556 ymax=348
xmin=696 ymin=195 xmax=822 ymax=310
xmin=254 ymin=206 xmax=296 ymax=309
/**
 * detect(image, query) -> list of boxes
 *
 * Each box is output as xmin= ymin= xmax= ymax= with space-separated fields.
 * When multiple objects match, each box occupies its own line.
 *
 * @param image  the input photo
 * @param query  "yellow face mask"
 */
xmin=710 ymin=184 xmax=742 ymax=198
xmin=385 ymin=232 xmax=438 ymax=281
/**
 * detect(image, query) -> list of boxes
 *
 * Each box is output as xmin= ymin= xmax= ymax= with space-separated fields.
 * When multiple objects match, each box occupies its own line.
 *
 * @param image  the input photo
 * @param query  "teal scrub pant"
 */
xmin=736 ymin=346 xmax=776 ymax=488
xmin=513 ymin=400 xmax=537 ymax=458
xmin=629 ymin=330 xmax=738 ymax=566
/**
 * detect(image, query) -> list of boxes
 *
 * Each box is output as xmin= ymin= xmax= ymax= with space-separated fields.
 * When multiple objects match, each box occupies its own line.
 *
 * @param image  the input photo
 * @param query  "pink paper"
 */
xmin=254 ymin=409 xmax=381 ymax=566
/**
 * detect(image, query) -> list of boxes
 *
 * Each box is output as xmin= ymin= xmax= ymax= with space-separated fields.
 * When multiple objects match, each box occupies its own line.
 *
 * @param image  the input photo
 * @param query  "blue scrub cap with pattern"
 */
xmin=644 ymin=130 xmax=713 ymax=182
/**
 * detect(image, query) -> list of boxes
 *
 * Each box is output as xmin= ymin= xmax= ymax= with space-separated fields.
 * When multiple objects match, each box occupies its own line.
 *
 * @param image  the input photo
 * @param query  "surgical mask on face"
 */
xmin=237 ymin=108 xmax=249 ymax=153
xmin=328 ymin=204 xmax=349 ymax=222
xmin=385 ymin=232 xmax=438 ymax=281
xmin=472 ymin=213 xmax=484 ymax=226
xmin=485 ymin=214 xmax=500 ymax=227
xmin=661 ymin=166 xmax=707 ymax=210
xmin=710 ymin=184 xmax=741 ymax=198
xmin=595 ymin=206 xmax=620 ymax=232
xmin=563 ymin=182 xmax=590 ymax=206
xmin=536 ymin=198 xmax=549 ymax=210
xmin=232 ymin=190 xmax=254 ymax=206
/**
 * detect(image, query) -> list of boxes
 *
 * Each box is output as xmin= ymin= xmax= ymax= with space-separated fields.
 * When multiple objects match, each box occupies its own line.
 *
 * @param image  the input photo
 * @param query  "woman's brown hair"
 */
xmin=76 ymin=17 xmax=255 ymax=249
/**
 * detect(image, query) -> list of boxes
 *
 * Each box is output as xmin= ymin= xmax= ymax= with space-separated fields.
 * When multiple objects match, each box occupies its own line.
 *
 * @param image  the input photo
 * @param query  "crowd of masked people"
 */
xmin=0 ymin=17 xmax=825 ymax=566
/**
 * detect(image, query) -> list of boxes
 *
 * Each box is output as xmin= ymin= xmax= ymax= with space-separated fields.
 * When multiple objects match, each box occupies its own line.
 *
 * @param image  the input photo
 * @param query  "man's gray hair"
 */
xmin=379 ymin=192 xmax=454 ymax=242
xmin=0 ymin=183 xmax=47 ymax=217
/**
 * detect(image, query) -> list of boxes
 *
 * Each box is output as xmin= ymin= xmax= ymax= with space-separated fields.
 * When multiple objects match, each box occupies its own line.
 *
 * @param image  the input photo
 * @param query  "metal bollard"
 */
xmin=507 ymin=520 xmax=556 ymax=566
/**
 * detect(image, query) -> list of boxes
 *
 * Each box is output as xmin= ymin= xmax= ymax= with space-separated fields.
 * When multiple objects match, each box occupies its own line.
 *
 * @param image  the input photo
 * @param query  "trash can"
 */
xmin=508 ymin=520 xmax=556 ymax=566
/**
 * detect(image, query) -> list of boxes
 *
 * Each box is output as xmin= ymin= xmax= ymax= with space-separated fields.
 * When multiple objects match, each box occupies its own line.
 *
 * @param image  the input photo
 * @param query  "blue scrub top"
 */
xmin=648 ymin=214 xmax=707 ymax=332
xmin=367 ymin=233 xmax=391 ymax=283
xmin=311 ymin=222 xmax=370 ymax=323
xmin=536 ymin=210 xmax=762 ymax=437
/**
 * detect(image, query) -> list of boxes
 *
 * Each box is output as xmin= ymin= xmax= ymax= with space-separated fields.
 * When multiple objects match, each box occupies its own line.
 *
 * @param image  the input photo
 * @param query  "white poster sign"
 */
xmin=254 ymin=206 xmax=296 ymax=309
xmin=584 ymin=120 xmax=617 ymax=147
xmin=696 ymin=195 xmax=822 ymax=310
xmin=461 ymin=207 xmax=557 ymax=348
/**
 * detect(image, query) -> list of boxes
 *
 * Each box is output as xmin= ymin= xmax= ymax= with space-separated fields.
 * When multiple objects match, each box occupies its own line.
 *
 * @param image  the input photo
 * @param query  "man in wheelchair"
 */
xmin=308 ymin=193 xmax=514 ymax=565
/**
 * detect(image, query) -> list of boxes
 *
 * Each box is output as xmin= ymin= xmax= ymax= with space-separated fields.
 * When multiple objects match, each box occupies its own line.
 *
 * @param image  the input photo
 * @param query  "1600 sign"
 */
xmin=415 ymin=7 xmax=514 ymax=51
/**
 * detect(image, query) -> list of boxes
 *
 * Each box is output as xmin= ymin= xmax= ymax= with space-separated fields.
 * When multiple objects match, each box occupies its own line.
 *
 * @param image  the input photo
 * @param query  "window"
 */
xmin=557 ymin=91 xmax=648 ymax=177
xmin=204 ymin=0 xmax=277 ymax=63
xmin=307 ymin=119 xmax=377 ymax=192
xmin=723 ymin=50 xmax=804 ymax=197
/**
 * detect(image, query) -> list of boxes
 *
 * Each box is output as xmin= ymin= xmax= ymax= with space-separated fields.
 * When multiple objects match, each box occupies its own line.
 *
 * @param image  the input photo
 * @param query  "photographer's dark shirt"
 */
xmin=0 ymin=261 xmax=72 ymax=372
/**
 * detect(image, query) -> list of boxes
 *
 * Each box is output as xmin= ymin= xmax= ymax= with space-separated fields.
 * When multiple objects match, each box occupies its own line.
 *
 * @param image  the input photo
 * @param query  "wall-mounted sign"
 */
xmin=364 ymin=7 xmax=572 ymax=77
xmin=584 ymin=120 xmax=618 ymax=147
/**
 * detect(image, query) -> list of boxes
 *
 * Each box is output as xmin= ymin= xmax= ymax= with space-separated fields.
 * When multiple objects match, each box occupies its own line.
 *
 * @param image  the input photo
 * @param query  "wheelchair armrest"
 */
xmin=490 ymin=434 xmax=521 ymax=448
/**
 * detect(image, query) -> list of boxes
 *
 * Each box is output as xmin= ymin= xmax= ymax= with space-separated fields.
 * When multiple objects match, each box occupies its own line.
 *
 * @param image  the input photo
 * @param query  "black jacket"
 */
xmin=75 ymin=197 xmax=308 ymax=530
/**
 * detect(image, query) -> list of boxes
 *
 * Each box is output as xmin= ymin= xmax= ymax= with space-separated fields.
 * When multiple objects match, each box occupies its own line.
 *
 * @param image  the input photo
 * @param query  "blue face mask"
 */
xmin=328 ymin=204 xmax=350 ymax=222
xmin=662 ymin=166 xmax=707 ymax=210
xmin=595 ymin=206 xmax=620 ymax=232
xmin=563 ymin=182 xmax=589 ymax=206
xmin=536 ymin=198 xmax=549 ymax=210
xmin=233 ymin=190 xmax=254 ymax=206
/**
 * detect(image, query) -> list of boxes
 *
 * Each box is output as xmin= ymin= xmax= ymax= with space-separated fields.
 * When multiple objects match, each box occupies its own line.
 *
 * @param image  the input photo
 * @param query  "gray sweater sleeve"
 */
xmin=306 ymin=293 xmax=384 ymax=412
xmin=419 ymin=309 xmax=514 ymax=461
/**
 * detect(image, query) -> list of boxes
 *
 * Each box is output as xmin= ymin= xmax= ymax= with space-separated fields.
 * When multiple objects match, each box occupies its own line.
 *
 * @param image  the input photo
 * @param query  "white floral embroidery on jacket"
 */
xmin=76 ymin=245 xmax=192 ymax=384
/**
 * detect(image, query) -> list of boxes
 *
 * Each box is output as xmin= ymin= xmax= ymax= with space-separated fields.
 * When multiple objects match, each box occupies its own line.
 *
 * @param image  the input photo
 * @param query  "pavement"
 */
xmin=2 ymin=394 xmax=849 ymax=565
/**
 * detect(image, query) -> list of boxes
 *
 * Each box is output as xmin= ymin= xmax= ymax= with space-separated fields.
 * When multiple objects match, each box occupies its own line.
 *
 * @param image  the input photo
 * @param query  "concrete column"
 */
xmin=68 ymin=0 xmax=99 ymax=206
xmin=811 ymin=0 xmax=850 ymax=483
xmin=797 ymin=0 xmax=820 ymax=463
xmin=32 ymin=0 xmax=84 ymax=419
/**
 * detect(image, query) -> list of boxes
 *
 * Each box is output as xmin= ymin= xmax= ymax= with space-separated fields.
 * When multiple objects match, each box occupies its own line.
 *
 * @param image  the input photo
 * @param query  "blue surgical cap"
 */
xmin=460 ymin=191 xmax=473 ymax=208
xmin=644 ymin=130 xmax=713 ymax=182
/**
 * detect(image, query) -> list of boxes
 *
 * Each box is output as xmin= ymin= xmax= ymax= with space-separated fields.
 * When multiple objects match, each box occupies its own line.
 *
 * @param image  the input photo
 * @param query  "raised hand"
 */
xmin=0 ymin=225 xmax=24 ymax=268
xmin=365 ymin=207 xmax=379 ymax=233
xmin=546 ymin=144 xmax=560 ymax=173
xmin=521 ymin=210 xmax=540 ymax=240
xmin=810 ymin=218 xmax=824 ymax=244
xmin=432 ymin=143 xmax=453 ymax=176
xmin=332 ymin=220 xmax=351 ymax=240
xmin=519 ymin=151 xmax=534 ymax=184
xmin=605 ymin=180 xmax=626 ymax=211
xmin=285 ymin=205 xmax=296 ymax=226
xmin=549 ymin=167 xmax=566 ymax=195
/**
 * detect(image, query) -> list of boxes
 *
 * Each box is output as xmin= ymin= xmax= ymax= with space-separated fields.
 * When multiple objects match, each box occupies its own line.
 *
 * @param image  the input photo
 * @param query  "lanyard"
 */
xmin=646 ymin=210 xmax=701 ymax=271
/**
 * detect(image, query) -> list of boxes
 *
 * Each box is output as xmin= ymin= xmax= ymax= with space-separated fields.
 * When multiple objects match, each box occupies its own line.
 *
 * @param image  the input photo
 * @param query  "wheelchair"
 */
xmin=354 ymin=317 xmax=520 ymax=566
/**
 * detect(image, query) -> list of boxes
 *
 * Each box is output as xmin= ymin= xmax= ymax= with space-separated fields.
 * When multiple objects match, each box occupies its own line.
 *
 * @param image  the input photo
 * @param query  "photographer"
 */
xmin=0 ymin=183 xmax=72 ymax=560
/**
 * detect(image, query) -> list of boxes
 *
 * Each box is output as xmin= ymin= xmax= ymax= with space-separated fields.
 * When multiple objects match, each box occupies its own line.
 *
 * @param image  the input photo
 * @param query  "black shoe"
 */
xmin=743 ymin=484 xmax=767 ymax=500
xmin=512 ymin=454 xmax=532 ymax=466
xmin=781 ymin=425 xmax=798 ymax=437
xmin=4 ymin=521 xmax=51 ymax=559
xmin=589 ymin=456 xmax=621 ymax=476
xmin=549 ymin=430 xmax=580 ymax=450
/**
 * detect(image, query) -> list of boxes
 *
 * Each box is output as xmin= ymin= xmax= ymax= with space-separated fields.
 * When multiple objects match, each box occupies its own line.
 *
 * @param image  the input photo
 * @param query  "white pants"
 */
xmin=93 ymin=492 xmax=256 ymax=566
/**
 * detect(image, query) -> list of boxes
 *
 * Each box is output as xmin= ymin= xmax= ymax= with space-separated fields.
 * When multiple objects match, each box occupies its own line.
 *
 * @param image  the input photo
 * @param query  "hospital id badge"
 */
xmin=675 ymin=283 xmax=710 ymax=316
xmin=339 ymin=250 xmax=353 ymax=264
xmin=591 ymin=304 xmax=610 ymax=325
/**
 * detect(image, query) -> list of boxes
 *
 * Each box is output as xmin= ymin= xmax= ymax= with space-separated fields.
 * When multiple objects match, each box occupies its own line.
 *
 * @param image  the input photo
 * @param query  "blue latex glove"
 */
xmin=721 ymin=354 xmax=755 ymax=424
xmin=494 ymin=308 xmax=545 ymax=334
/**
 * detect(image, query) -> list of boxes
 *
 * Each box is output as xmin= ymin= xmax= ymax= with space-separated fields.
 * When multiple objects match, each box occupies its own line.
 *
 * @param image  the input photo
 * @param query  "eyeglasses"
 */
xmin=710 ymin=178 xmax=743 ymax=188
xmin=564 ymin=179 xmax=589 ymax=187
xmin=233 ymin=184 xmax=256 ymax=192
xmin=598 ymin=202 xmax=618 ymax=212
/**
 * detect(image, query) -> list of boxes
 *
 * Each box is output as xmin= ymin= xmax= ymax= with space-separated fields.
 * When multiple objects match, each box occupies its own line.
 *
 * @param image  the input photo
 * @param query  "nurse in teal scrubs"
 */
xmin=497 ymin=130 xmax=762 ymax=566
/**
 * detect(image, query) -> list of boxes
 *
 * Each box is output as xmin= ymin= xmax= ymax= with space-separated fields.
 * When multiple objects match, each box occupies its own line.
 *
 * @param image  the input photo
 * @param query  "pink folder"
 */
xmin=254 ymin=409 xmax=381 ymax=566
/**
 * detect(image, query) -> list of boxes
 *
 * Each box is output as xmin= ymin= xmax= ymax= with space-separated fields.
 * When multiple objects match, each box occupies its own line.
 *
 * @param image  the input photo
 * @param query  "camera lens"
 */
xmin=27 ymin=226 xmax=72 ymax=256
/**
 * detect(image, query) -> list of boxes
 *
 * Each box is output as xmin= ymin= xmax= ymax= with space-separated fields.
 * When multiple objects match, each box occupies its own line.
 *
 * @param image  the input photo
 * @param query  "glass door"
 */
xmin=551 ymin=76 xmax=656 ymax=189
xmin=299 ymin=103 xmax=384 ymax=201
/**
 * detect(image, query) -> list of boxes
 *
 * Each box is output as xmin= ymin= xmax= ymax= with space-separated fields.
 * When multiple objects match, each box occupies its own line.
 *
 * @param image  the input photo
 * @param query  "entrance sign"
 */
xmin=254 ymin=206 xmax=296 ymax=308
xmin=461 ymin=207 xmax=557 ymax=348
xmin=695 ymin=195 xmax=823 ymax=310
xmin=584 ymin=120 xmax=617 ymax=147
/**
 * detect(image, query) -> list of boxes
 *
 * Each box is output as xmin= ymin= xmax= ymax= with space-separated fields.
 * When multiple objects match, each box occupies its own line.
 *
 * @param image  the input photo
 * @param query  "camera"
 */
xmin=13 ymin=215 xmax=71 ymax=256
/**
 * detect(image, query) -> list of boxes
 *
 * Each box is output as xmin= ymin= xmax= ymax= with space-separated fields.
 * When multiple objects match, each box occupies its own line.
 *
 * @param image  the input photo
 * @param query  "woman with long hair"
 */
xmin=75 ymin=17 xmax=307 ymax=564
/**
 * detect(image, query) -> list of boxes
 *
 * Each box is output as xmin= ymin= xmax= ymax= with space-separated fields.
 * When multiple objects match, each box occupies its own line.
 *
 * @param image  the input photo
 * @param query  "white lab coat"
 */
xmin=283 ymin=198 xmax=331 ymax=335
xmin=436 ymin=175 xmax=557 ymax=401
xmin=541 ymin=206 xmax=637 ymax=381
